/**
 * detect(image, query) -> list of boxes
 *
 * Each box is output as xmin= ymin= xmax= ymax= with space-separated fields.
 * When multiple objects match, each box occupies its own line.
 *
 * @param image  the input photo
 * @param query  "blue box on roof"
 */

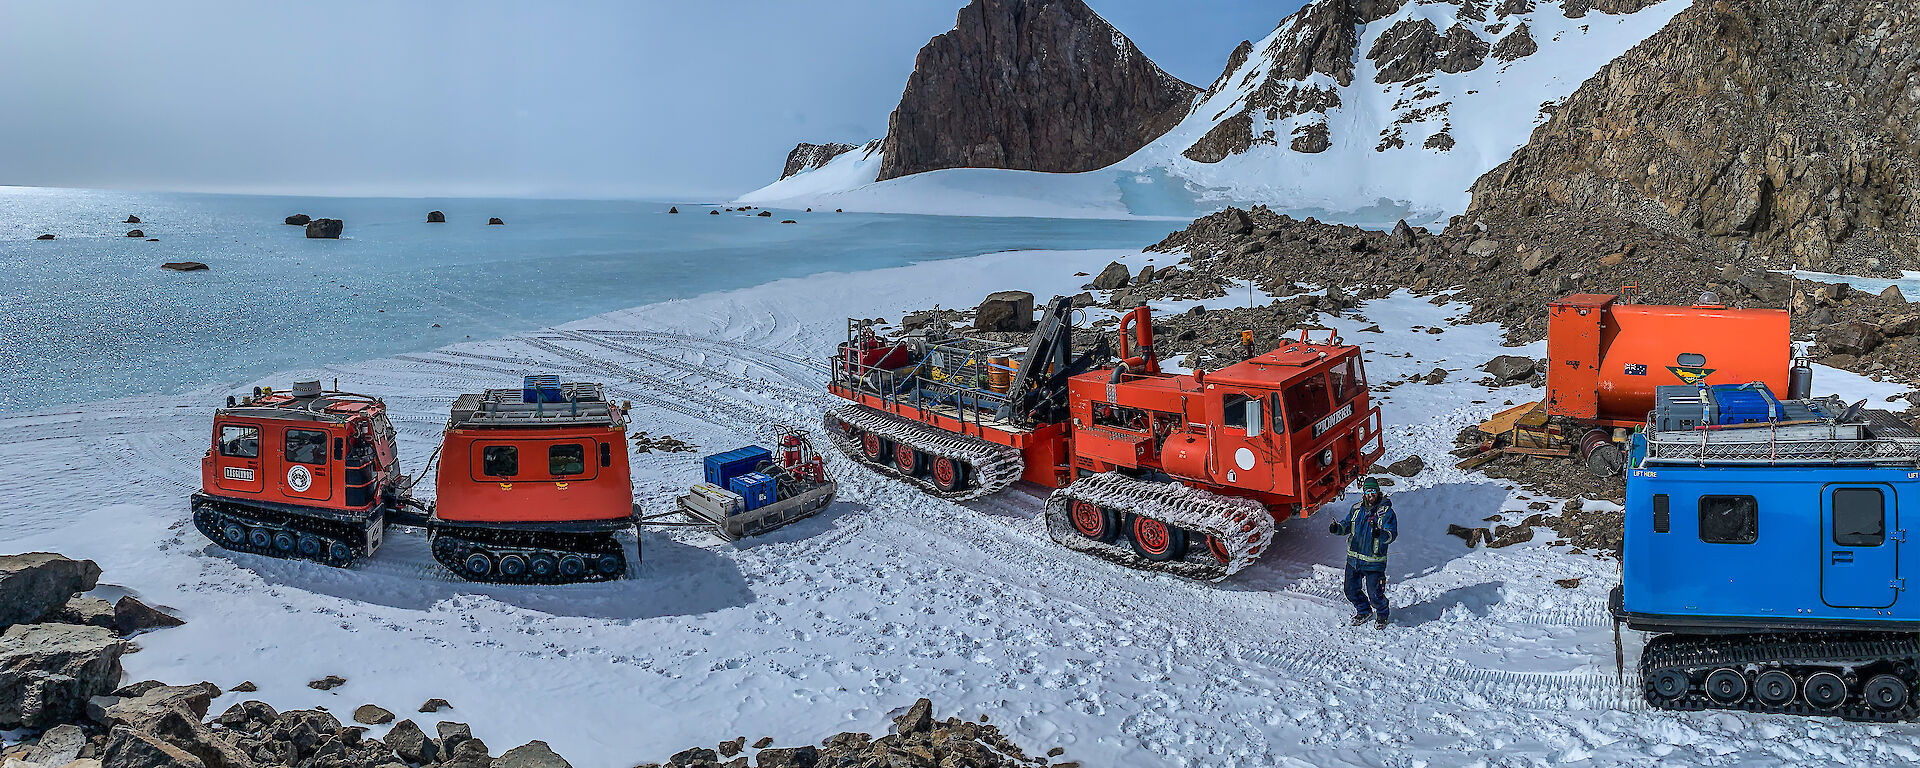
xmin=728 ymin=472 xmax=777 ymax=511
xmin=704 ymin=446 xmax=771 ymax=489
xmin=1707 ymin=383 xmax=1784 ymax=425
xmin=522 ymin=374 xmax=566 ymax=403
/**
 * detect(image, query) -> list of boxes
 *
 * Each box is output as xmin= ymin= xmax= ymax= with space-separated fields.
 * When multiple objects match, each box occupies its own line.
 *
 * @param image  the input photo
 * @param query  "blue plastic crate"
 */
xmin=728 ymin=471 xmax=777 ymax=511
xmin=522 ymin=374 xmax=565 ymax=403
xmin=704 ymin=445 xmax=771 ymax=489
xmin=1707 ymin=383 xmax=1784 ymax=425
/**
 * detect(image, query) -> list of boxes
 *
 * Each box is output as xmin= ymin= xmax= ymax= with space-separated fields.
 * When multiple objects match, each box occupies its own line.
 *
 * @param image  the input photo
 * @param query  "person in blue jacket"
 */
xmin=1329 ymin=477 xmax=1397 ymax=628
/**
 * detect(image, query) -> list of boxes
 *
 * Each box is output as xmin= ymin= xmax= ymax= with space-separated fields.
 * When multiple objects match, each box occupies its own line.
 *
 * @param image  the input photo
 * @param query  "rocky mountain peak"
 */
xmin=875 ymin=0 xmax=1199 ymax=181
xmin=780 ymin=143 xmax=858 ymax=180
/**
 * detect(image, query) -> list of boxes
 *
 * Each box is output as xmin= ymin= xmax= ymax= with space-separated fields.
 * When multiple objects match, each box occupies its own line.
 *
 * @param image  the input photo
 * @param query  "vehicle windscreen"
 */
xmin=1279 ymin=373 xmax=1331 ymax=434
xmin=1328 ymin=355 xmax=1364 ymax=403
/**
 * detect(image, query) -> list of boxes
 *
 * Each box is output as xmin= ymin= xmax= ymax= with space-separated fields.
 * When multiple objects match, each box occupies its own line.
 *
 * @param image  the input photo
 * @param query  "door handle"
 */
xmin=1832 ymin=551 xmax=1855 ymax=564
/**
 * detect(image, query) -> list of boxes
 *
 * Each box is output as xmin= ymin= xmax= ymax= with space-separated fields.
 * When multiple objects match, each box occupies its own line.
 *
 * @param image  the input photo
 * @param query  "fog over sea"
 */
xmin=0 ymin=187 xmax=1170 ymax=412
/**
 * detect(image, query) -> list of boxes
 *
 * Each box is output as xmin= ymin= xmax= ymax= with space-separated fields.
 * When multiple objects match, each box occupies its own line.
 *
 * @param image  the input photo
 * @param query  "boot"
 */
xmin=1349 ymin=613 xmax=1372 ymax=626
xmin=1374 ymin=615 xmax=1390 ymax=630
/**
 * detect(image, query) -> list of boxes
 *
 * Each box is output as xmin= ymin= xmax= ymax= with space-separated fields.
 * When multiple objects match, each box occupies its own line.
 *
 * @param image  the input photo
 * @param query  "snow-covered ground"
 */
xmin=737 ymin=0 xmax=1688 ymax=226
xmin=5 ymin=247 xmax=1918 ymax=767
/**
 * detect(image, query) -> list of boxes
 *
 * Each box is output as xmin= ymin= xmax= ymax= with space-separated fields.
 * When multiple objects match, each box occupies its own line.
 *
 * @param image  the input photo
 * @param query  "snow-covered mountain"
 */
xmin=740 ymin=0 xmax=1690 ymax=224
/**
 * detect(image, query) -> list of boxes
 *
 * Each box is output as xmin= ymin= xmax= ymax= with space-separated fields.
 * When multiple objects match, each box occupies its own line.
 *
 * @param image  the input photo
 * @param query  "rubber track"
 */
xmin=192 ymin=501 xmax=371 ymax=569
xmin=430 ymin=528 xmax=629 ymax=585
xmin=1043 ymin=472 xmax=1275 ymax=582
xmin=822 ymin=403 xmax=1023 ymax=501
xmin=1641 ymin=632 xmax=1920 ymax=722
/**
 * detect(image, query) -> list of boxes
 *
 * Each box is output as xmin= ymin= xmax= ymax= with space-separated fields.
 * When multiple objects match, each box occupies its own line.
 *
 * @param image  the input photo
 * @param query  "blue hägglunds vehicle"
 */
xmin=1613 ymin=383 xmax=1920 ymax=721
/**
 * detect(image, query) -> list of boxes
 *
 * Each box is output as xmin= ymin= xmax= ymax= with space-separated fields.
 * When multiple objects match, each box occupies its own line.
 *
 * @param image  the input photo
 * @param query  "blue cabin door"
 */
xmin=1821 ymin=484 xmax=1899 ymax=609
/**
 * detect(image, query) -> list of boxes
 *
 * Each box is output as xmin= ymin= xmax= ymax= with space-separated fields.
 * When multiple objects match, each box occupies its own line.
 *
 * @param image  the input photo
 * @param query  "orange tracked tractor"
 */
xmin=194 ymin=376 xmax=636 ymax=584
xmin=824 ymin=297 xmax=1385 ymax=580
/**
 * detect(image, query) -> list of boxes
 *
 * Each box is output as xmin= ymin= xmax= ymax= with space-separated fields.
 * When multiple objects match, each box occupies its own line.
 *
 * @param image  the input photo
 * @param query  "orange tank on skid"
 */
xmin=1546 ymin=294 xmax=1792 ymax=425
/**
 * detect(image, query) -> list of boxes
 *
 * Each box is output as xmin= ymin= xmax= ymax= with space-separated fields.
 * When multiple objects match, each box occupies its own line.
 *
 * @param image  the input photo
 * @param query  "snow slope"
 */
xmin=738 ymin=0 xmax=1688 ymax=225
xmin=4 ymin=247 xmax=1918 ymax=767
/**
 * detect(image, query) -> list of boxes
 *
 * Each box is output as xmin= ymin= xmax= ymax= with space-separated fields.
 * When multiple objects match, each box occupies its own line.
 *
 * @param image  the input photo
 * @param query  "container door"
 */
xmin=1822 ymin=484 xmax=1898 ymax=609
xmin=212 ymin=422 xmax=265 ymax=493
xmin=280 ymin=427 xmax=334 ymax=503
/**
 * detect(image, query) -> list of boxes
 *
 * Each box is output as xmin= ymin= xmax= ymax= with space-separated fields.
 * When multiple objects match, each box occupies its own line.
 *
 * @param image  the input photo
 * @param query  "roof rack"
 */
xmin=1642 ymin=397 xmax=1920 ymax=467
xmin=448 ymin=383 xmax=620 ymax=428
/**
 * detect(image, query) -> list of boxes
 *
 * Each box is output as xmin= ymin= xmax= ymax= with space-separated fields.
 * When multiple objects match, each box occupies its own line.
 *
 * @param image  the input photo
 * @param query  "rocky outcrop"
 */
xmin=112 ymin=597 xmax=184 ymax=636
xmin=304 ymin=219 xmax=343 ymax=239
xmin=636 ymin=698 xmax=1060 ymax=768
xmin=35 ymin=234 xmax=55 ymax=240
xmin=0 ymin=623 xmax=126 ymax=729
xmin=427 ymin=211 xmax=446 ymax=223
xmin=0 ymin=554 xmax=103 ymax=629
xmin=125 ymin=216 xmax=141 ymax=224
xmin=1491 ymin=22 xmax=1538 ymax=60
xmin=283 ymin=214 xmax=310 ymax=226
xmin=1467 ymin=0 xmax=1920 ymax=273
xmin=488 ymin=217 xmax=505 ymax=225
xmin=161 ymin=263 xmax=210 ymax=272
xmin=780 ymin=143 xmax=857 ymax=179
xmin=1368 ymin=18 xmax=1489 ymax=83
xmin=876 ymin=0 xmax=1197 ymax=181
xmin=125 ymin=230 xmax=145 ymax=238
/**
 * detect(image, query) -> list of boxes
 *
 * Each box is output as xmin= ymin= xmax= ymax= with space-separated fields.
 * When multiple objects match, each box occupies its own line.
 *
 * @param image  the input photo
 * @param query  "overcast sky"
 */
xmin=0 ymin=1 xmax=1301 ymax=199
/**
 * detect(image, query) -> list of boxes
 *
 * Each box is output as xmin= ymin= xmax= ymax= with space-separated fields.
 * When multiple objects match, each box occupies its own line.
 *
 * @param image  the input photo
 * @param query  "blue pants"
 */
xmin=1344 ymin=565 xmax=1388 ymax=619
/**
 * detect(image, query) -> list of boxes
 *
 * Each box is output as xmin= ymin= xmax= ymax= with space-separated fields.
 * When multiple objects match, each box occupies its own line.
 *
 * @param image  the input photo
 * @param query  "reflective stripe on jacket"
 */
xmin=1329 ymin=496 xmax=1397 ymax=569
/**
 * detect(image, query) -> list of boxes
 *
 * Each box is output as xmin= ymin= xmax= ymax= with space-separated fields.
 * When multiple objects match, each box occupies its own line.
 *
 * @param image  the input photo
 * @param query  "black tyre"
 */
xmin=559 ymin=554 xmax=588 ymax=578
xmin=498 ymin=554 xmax=529 ymax=578
xmin=529 ymin=553 xmax=557 ymax=578
xmin=1803 ymin=671 xmax=1847 ymax=710
xmin=930 ymin=456 xmax=968 ymax=493
xmin=1649 ymin=669 xmax=1689 ymax=702
xmin=220 ymin=521 xmax=247 ymax=545
xmin=1864 ymin=674 xmax=1909 ymax=712
xmin=1127 ymin=515 xmax=1189 ymax=562
xmin=1068 ymin=498 xmax=1118 ymax=543
xmin=1755 ymin=670 xmax=1795 ymax=707
xmin=596 ymin=553 xmax=624 ymax=574
xmin=893 ymin=443 xmax=925 ymax=476
xmin=248 ymin=527 xmax=272 ymax=549
xmin=463 ymin=552 xmax=493 ymax=576
xmin=860 ymin=431 xmax=890 ymax=463
xmin=1705 ymin=668 xmax=1747 ymax=704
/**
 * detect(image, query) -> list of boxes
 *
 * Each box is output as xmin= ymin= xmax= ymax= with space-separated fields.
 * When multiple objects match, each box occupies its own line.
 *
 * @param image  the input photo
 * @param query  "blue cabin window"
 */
xmin=1699 ymin=495 xmax=1757 ymax=544
xmin=1833 ymin=488 xmax=1886 ymax=547
xmin=1652 ymin=494 xmax=1669 ymax=533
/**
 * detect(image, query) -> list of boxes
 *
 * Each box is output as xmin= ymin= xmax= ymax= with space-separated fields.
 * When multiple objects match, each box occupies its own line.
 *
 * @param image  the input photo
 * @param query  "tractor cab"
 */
xmin=1186 ymin=333 xmax=1382 ymax=513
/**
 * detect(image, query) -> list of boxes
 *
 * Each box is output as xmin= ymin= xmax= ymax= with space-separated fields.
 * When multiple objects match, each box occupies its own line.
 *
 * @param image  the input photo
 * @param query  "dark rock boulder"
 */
xmin=1481 ymin=355 xmax=1537 ymax=383
xmin=441 ymin=737 xmax=490 ymax=768
xmin=1091 ymin=261 xmax=1132 ymax=290
xmin=350 ymin=704 xmax=392 ymax=725
xmin=974 ymin=291 xmax=1036 ymax=333
xmin=876 ymin=0 xmax=1198 ymax=181
xmin=668 ymin=206 xmax=679 ymax=214
xmin=780 ymin=143 xmax=857 ymax=179
xmin=125 ymin=215 xmax=142 ymax=224
xmin=0 ymin=553 xmax=103 ymax=628
xmin=0 ymin=623 xmax=126 ymax=729
xmin=496 ymin=740 xmax=572 ymax=768
xmin=419 ymin=697 xmax=451 ymax=712
xmin=126 ymin=229 xmax=145 ymax=238
xmin=304 ymin=219 xmax=343 ymax=239
xmin=437 ymin=721 xmax=473 ymax=754
xmin=35 ymin=234 xmax=55 ymax=240
xmin=1386 ymin=455 xmax=1426 ymax=477
xmin=753 ymin=746 xmax=818 ymax=768
xmin=1823 ymin=322 xmax=1884 ymax=356
xmin=385 ymin=719 xmax=438 ymax=764
xmin=756 ymin=211 xmax=772 ymax=218
xmin=488 ymin=217 xmax=505 ymax=225
xmin=89 ymin=681 xmax=219 ymax=733
xmin=103 ymin=724 xmax=204 ymax=768
xmin=707 ymin=210 xmax=719 ymax=215
xmin=24 ymin=722 xmax=87 ymax=765
xmin=284 ymin=214 xmax=310 ymax=226
xmin=427 ymin=211 xmax=446 ymax=223
xmin=52 ymin=595 xmax=117 ymax=629
xmin=161 ymin=262 xmax=210 ymax=272
xmin=307 ymin=675 xmax=345 ymax=691
xmin=113 ymin=596 xmax=185 ymax=636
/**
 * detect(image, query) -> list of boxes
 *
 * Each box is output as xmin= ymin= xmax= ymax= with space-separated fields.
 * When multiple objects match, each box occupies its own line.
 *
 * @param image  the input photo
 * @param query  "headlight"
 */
xmin=1318 ymin=449 xmax=1335 ymax=467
